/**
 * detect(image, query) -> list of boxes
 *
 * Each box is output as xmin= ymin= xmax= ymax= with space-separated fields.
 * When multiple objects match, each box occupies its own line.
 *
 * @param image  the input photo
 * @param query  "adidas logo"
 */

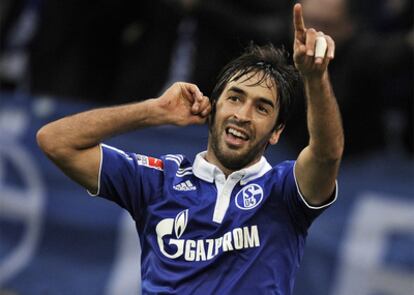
xmin=173 ymin=180 xmax=196 ymax=191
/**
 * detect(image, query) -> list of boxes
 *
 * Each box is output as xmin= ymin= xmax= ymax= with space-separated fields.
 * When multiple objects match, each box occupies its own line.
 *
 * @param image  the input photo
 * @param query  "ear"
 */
xmin=268 ymin=125 xmax=284 ymax=145
xmin=207 ymin=99 xmax=217 ymax=129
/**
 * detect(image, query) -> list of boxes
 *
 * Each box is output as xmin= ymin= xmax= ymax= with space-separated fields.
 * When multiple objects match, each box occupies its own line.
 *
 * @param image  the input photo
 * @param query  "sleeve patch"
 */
xmin=136 ymin=154 xmax=164 ymax=171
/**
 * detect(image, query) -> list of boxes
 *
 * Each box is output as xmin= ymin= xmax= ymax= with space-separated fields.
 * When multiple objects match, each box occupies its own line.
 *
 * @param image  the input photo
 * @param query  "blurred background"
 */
xmin=0 ymin=0 xmax=413 ymax=294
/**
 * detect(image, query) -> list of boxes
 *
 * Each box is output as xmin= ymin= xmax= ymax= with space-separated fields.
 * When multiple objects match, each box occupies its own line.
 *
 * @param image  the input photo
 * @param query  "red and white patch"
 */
xmin=136 ymin=154 xmax=164 ymax=171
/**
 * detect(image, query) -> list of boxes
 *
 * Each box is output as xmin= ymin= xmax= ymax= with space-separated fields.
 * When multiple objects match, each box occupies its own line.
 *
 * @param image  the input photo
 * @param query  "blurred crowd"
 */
xmin=0 ymin=0 xmax=413 ymax=158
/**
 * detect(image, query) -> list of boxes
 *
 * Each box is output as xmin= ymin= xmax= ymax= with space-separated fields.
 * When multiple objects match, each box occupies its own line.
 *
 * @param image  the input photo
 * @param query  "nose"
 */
xmin=234 ymin=102 xmax=253 ymax=122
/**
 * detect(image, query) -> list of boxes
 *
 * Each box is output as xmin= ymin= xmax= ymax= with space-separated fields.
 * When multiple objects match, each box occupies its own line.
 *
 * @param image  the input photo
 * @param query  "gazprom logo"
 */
xmin=156 ymin=209 xmax=189 ymax=259
xmin=235 ymin=184 xmax=264 ymax=210
xmin=174 ymin=209 xmax=188 ymax=239
xmin=155 ymin=210 xmax=260 ymax=261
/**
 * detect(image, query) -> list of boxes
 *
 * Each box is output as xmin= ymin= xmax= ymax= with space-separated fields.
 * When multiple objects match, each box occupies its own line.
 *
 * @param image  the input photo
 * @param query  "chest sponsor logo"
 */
xmin=155 ymin=209 xmax=260 ymax=262
xmin=235 ymin=184 xmax=264 ymax=210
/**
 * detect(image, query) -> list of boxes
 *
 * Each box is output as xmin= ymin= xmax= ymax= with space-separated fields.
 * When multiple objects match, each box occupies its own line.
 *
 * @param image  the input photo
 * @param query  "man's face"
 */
xmin=207 ymin=72 xmax=284 ymax=171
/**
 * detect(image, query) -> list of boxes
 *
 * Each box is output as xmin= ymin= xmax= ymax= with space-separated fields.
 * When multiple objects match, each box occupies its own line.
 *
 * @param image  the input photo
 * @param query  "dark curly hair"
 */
xmin=209 ymin=43 xmax=301 ymax=131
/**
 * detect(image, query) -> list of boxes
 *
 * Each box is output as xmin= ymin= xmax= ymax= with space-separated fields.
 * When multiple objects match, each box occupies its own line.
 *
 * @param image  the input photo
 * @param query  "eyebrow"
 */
xmin=227 ymin=86 xmax=275 ymax=109
xmin=228 ymin=86 xmax=247 ymax=96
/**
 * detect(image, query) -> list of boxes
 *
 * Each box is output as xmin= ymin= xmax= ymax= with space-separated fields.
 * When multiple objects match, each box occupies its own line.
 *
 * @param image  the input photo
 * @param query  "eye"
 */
xmin=257 ymin=104 xmax=269 ymax=114
xmin=228 ymin=96 xmax=240 ymax=102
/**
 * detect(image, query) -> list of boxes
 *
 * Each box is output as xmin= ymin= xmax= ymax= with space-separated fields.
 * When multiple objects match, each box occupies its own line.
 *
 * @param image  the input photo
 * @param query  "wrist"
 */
xmin=144 ymin=98 xmax=171 ymax=125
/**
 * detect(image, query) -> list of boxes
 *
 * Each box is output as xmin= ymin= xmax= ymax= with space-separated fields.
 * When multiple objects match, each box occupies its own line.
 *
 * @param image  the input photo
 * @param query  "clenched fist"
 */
xmin=156 ymin=82 xmax=211 ymax=126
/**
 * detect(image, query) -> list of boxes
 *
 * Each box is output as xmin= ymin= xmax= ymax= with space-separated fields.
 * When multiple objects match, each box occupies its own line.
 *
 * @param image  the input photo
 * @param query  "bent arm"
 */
xmin=292 ymin=4 xmax=344 ymax=205
xmin=36 ymin=82 xmax=210 ymax=193
xmin=295 ymin=73 xmax=344 ymax=205
xmin=37 ymin=100 xmax=159 ymax=193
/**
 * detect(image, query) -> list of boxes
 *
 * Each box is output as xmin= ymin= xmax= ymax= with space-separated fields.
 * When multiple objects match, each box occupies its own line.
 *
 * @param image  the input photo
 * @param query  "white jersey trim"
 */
xmin=292 ymin=161 xmax=338 ymax=209
xmin=193 ymin=151 xmax=273 ymax=224
xmin=192 ymin=151 xmax=272 ymax=184
xmin=177 ymin=167 xmax=193 ymax=177
xmin=87 ymin=143 xmax=103 ymax=197
xmin=165 ymin=154 xmax=184 ymax=167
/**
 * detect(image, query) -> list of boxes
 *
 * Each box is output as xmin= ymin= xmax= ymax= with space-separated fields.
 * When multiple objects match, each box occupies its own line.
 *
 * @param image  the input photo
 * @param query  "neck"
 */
xmin=204 ymin=145 xmax=263 ymax=178
xmin=205 ymin=148 xmax=234 ymax=177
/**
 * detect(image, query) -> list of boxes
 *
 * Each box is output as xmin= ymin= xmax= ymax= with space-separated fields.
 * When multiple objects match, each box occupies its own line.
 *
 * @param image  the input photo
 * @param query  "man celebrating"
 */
xmin=37 ymin=4 xmax=343 ymax=294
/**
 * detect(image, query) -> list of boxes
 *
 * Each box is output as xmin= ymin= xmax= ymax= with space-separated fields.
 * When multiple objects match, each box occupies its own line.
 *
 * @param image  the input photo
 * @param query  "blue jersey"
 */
xmin=91 ymin=144 xmax=337 ymax=295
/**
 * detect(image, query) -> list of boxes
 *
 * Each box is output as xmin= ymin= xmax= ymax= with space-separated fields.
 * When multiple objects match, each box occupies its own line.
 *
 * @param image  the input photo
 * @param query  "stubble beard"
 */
xmin=209 ymin=123 xmax=270 ymax=171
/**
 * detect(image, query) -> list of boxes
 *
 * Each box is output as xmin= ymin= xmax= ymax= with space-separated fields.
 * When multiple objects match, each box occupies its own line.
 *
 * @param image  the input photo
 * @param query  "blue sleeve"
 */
xmin=89 ymin=144 xmax=164 ymax=221
xmin=278 ymin=161 xmax=338 ymax=233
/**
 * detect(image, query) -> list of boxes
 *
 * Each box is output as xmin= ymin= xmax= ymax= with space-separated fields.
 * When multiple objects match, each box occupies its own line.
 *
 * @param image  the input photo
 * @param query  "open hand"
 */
xmin=157 ymin=82 xmax=211 ymax=126
xmin=293 ymin=3 xmax=335 ymax=78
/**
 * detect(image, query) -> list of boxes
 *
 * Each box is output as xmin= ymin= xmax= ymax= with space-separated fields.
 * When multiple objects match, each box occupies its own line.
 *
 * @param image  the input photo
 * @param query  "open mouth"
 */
xmin=225 ymin=127 xmax=249 ymax=141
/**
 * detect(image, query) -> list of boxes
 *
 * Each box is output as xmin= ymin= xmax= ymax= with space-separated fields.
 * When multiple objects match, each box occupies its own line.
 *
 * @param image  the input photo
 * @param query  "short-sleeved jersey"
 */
xmin=91 ymin=144 xmax=337 ymax=295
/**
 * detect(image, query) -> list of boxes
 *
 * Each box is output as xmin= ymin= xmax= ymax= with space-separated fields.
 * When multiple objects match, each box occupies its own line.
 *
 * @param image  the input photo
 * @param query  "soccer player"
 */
xmin=37 ymin=4 xmax=343 ymax=294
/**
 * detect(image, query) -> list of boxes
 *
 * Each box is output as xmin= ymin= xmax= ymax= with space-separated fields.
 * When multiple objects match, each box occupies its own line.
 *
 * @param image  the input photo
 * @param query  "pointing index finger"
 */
xmin=293 ymin=3 xmax=306 ymax=40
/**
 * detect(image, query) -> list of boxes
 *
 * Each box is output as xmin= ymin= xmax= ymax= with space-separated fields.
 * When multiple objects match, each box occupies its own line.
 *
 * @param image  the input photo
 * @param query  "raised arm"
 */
xmin=36 ymin=82 xmax=211 ymax=193
xmin=292 ymin=4 xmax=344 ymax=205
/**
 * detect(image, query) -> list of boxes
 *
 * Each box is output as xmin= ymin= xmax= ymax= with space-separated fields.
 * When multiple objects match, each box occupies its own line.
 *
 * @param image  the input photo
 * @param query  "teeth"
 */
xmin=228 ymin=128 xmax=247 ymax=140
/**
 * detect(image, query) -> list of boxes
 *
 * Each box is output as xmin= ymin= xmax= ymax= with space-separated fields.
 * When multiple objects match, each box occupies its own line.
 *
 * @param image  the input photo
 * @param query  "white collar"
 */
xmin=192 ymin=151 xmax=272 ymax=185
